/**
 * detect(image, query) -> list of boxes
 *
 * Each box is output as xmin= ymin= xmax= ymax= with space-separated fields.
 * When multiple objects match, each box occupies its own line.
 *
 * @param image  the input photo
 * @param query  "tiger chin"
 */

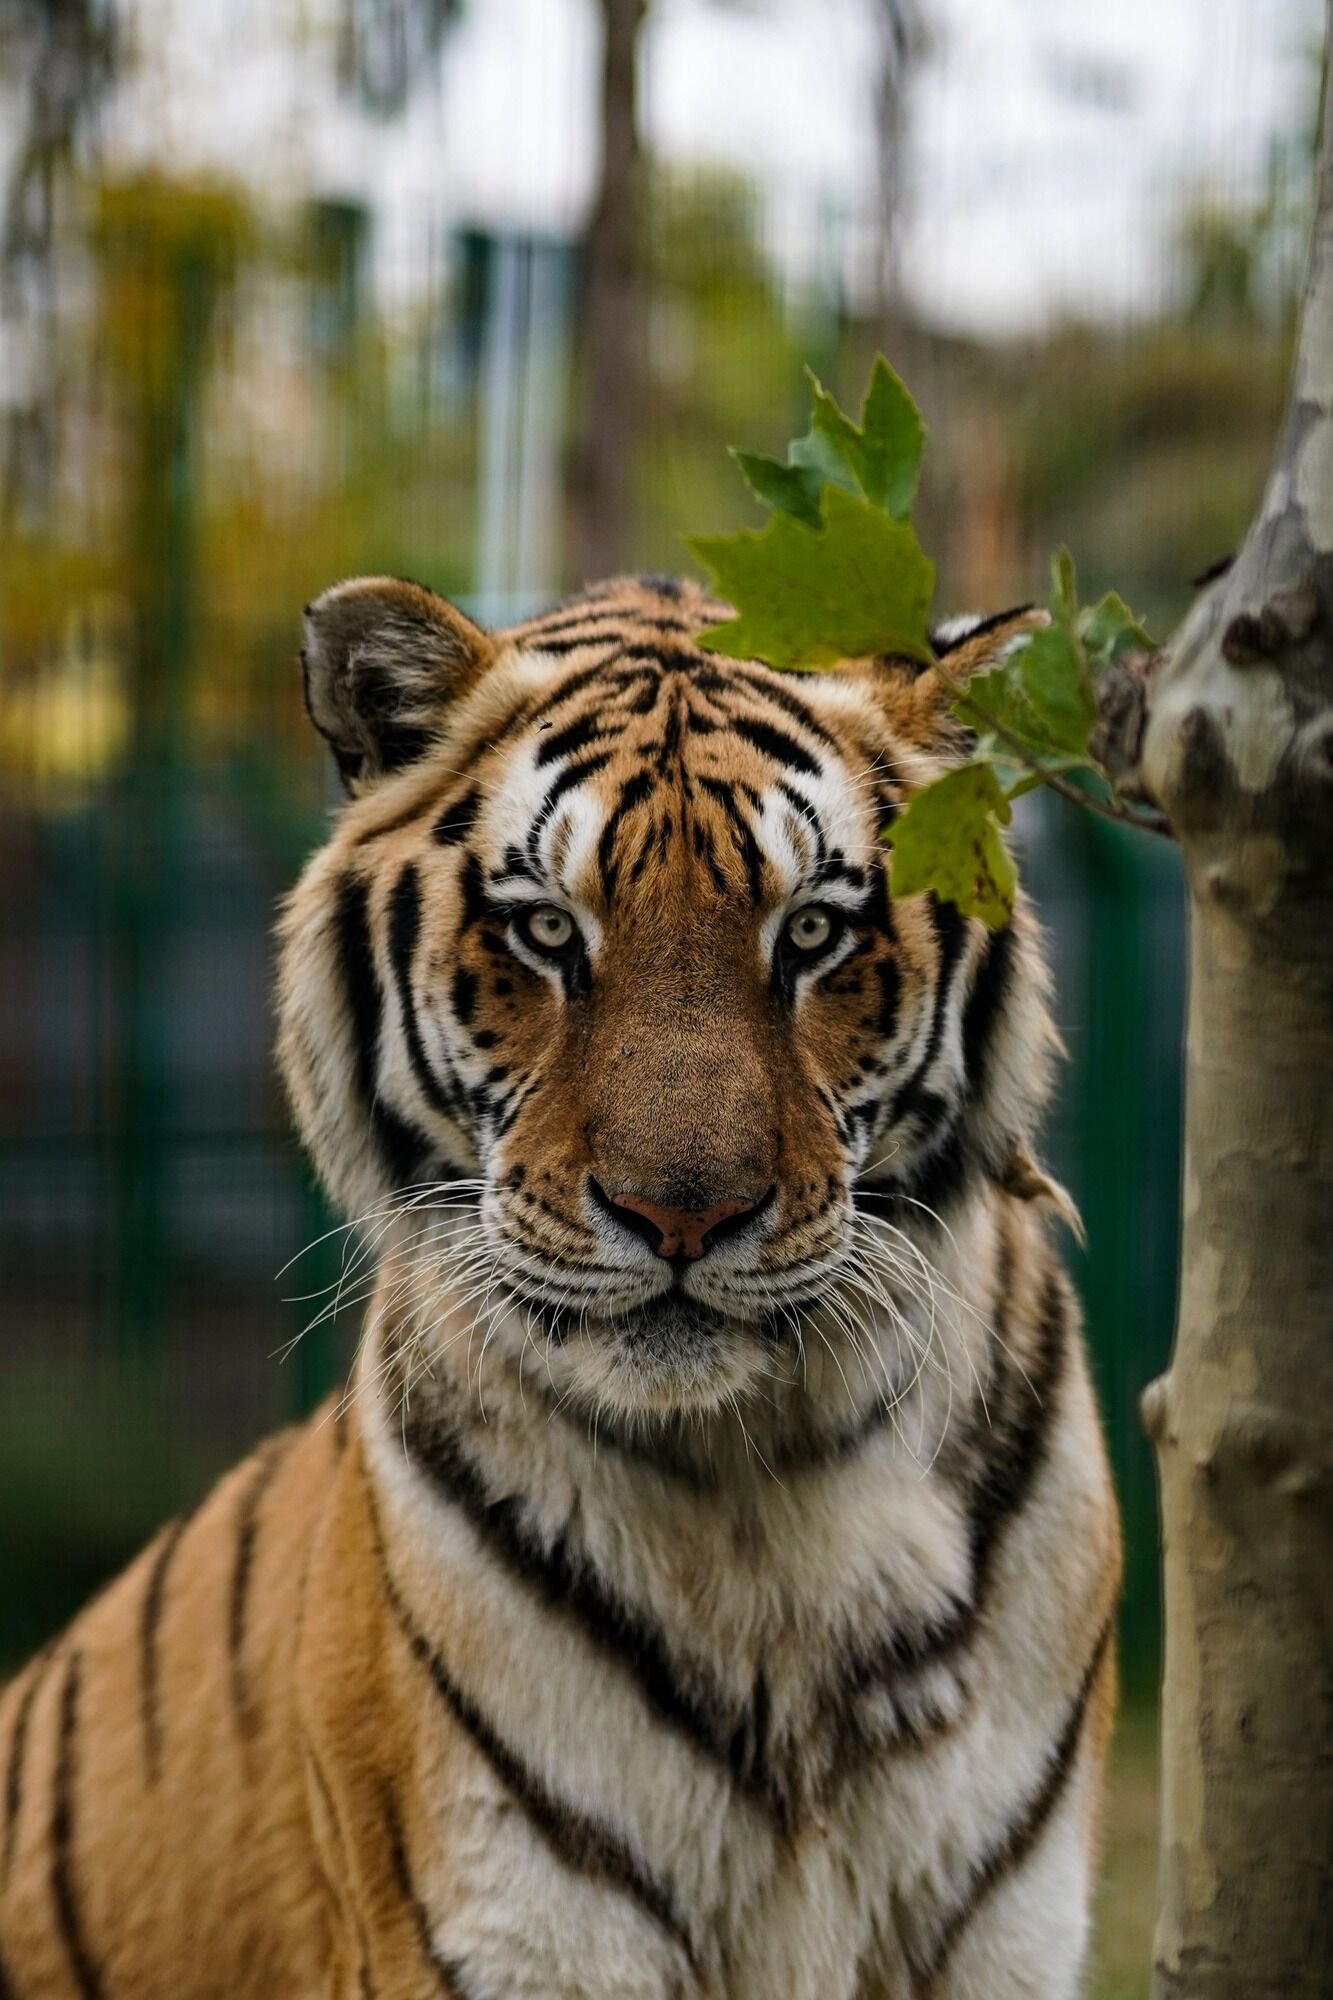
xmin=1 ymin=573 xmax=1121 ymax=1999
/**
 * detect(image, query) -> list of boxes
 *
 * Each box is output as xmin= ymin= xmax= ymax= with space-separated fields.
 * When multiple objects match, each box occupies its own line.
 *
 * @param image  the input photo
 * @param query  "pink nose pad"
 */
xmin=608 ymin=1191 xmax=763 ymax=1261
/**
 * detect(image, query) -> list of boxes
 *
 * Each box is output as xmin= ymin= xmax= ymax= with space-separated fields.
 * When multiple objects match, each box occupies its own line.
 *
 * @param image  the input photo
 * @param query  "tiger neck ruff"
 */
xmin=0 ymin=574 xmax=1120 ymax=2000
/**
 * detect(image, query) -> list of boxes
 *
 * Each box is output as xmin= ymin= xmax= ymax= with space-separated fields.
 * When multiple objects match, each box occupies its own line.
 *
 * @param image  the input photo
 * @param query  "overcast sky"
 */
xmin=99 ymin=0 xmax=1324 ymax=335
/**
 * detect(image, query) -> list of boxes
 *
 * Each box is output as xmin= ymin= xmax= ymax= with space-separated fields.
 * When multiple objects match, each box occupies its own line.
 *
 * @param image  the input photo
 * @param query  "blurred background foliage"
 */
xmin=0 ymin=5 xmax=1319 ymax=1985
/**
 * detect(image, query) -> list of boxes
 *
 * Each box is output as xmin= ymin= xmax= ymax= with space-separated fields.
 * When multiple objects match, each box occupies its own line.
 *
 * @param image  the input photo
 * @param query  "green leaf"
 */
xmin=689 ymin=483 xmax=935 ymax=670
xmin=1018 ymin=623 xmax=1096 ymax=755
xmin=1080 ymin=590 xmax=1152 ymax=667
xmin=788 ymin=358 xmax=924 ymax=519
xmin=952 ymin=658 xmax=1044 ymax=748
xmin=856 ymin=355 xmax=925 ymax=517
xmin=1051 ymin=546 xmax=1080 ymax=629
xmin=794 ymin=370 xmax=867 ymax=492
xmin=885 ymin=763 xmax=1016 ymax=928
xmin=732 ymin=449 xmax=825 ymax=528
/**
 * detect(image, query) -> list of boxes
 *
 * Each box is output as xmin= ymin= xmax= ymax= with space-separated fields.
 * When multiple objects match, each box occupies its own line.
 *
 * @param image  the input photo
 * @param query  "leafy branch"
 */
xmin=686 ymin=357 xmax=1171 ymax=926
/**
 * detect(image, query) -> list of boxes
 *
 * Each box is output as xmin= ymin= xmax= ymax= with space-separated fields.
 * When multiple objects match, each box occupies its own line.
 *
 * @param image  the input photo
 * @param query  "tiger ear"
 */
xmin=885 ymin=605 xmax=1047 ymax=750
xmin=301 ymin=576 xmax=496 ymax=793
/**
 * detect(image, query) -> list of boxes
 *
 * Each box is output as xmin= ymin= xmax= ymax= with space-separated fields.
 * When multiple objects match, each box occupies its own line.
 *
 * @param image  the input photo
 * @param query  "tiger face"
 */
xmin=279 ymin=575 xmax=1056 ymax=1420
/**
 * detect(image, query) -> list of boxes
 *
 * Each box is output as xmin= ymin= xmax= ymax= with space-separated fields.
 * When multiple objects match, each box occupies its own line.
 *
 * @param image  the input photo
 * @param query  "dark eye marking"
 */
xmin=452 ymin=965 xmax=478 ymax=1027
xmin=499 ymin=845 xmax=538 ymax=881
xmin=814 ymin=855 xmax=867 ymax=893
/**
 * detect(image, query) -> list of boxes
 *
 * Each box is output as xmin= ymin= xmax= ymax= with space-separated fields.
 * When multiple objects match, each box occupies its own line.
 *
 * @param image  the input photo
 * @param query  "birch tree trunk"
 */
xmin=1095 ymin=15 xmax=1333 ymax=1991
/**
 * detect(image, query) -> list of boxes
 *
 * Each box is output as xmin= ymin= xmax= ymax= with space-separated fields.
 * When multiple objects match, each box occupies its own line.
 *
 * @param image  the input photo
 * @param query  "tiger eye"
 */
xmin=785 ymin=906 xmax=834 ymax=953
xmin=524 ymin=904 xmax=575 ymax=952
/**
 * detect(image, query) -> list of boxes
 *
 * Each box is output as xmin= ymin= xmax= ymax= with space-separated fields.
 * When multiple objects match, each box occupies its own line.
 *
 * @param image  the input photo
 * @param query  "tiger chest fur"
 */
xmin=0 ymin=575 xmax=1119 ymax=2000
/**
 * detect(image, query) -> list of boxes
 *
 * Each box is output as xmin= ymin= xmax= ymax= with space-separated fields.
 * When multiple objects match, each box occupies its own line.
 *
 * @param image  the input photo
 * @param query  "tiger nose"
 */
xmin=592 ymin=1182 xmax=773 ymax=1261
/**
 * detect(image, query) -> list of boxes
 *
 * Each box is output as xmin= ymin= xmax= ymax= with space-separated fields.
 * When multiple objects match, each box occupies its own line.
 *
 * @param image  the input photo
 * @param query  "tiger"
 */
xmin=0 ymin=571 xmax=1121 ymax=2000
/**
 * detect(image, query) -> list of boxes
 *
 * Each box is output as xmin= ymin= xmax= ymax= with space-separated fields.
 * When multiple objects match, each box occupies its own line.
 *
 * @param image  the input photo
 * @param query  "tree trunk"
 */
xmin=1098 ymin=12 xmax=1333 ymax=1991
xmin=575 ymin=0 xmax=647 ymax=582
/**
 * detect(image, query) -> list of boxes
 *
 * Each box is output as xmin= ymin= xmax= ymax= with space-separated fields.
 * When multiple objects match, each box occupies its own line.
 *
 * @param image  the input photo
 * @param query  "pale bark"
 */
xmin=1095 ymin=14 xmax=1333 ymax=1992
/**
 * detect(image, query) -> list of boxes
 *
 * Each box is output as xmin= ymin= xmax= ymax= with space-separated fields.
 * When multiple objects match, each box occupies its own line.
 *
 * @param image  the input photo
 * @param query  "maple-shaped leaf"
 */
xmin=733 ymin=356 xmax=925 ymax=525
xmin=731 ymin=449 xmax=825 ymax=528
xmin=689 ymin=484 xmax=935 ymax=670
xmin=885 ymin=763 xmax=1016 ymax=928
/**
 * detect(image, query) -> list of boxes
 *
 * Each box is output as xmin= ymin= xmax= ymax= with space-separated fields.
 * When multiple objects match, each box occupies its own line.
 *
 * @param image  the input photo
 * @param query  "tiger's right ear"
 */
xmin=301 ymin=575 xmax=496 ymax=793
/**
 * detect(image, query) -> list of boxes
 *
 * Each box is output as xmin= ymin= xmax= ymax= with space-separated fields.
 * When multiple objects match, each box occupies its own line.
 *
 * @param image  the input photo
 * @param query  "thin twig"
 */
xmin=927 ymin=654 xmax=1175 ymax=841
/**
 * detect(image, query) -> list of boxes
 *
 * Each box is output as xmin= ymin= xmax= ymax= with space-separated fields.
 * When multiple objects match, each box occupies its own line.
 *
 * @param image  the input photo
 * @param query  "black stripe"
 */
xmin=535 ymin=711 xmax=619 ymax=769
xmin=387 ymin=862 xmax=461 ymax=1121
xmin=399 ymin=1412 xmax=769 ymax=1810
xmin=635 ymin=571 xmax=683 ymax=600
xmin=50 ymin=1651 xmax=103 ymax=2000
xmin=432 ymin=789 xmax=481 ymax=846
xmin=961 ymin=922 xmax=1015 ymax=1108
xmin=775 ymin=779 xmax=827 ymax=866
xmin=139 ymin=1505 xmax=198 ymax=1781
xmin=528 ymin=631 xmax=630 ymax=656
xmin=334 ymin=873 xmax=426 ymax=1189
xmin=813 ymin=855 xmax=866 ymax=894
xmin=451 ymin=964 xmax=478 ymax=1028
xmin=930 ymin=604 xmax=1032 ymax=659
xmin=869 ymin=1119 xmax=971 ymax=1219
xmin=728 ymin=714 xmax=821 ymax=776
xmin=818 ymin=1253 xmax=1067 ymax=1760
xmin=522 ymin=659 xmax=622 ymax=723
xmin=697 ymin=777 xmax=764 ymax=904
xmin=597 ymin=770 xmax=655 ymax=899
xmin=376 ymin=1533 xmax=698 ymax=1968
xmin=964 ymin=1266 xmax=1069 ymax=1598
xmin=350 ymin=795 xmax=438 ymax=849
xmin=728 ymin=664 xmax=840 ymax=749
xmin=911 ymin=1614 xmax=1114 ymax=1994
xmin=227 ymin=1434 xmax=292 ymax=1736
xmin=886 ymin=895 xmax=969 ymax=1130
xmin=3 ymin=1645 xmax=54 ymax=1885
xmin=0 ymin=1941 xmax=21 ymax=2000
xmin=515 ymin=603 xmax=687 ymax=641
xmin=382 ymin=1785 xmax=472 ymax=1996
xmin=532 ymin=748 xmax=615 ymax=835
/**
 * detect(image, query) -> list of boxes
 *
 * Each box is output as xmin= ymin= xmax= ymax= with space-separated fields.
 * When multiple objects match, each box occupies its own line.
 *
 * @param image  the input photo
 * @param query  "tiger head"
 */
xmin=278 ymin=575 xmax=1059 ymax=1421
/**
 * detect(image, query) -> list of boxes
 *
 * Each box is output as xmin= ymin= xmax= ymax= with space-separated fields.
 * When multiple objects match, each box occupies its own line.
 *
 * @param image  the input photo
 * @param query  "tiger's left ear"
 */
xmin=301 ymin=576 xmax=496 ymax=793
xmin=886 ymin=605 xmax=1047 ymax=751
